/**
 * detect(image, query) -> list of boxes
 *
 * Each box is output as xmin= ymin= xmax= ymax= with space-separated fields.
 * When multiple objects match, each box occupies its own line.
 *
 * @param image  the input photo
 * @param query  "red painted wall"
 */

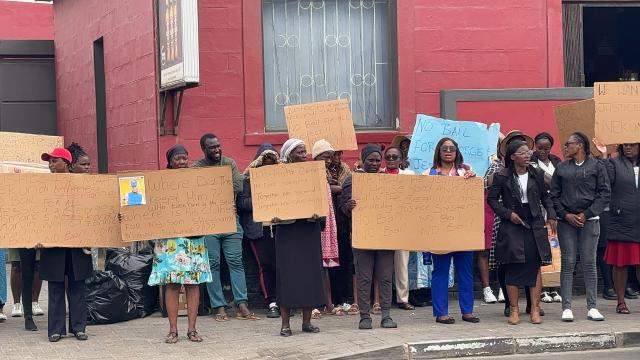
xmin=0 ymin=1 xmax=53 ymax=40
xmin=54 ymin=0 xmax=158 ymax=172
xmin=53 ymin=0 xmax=567 ymax=171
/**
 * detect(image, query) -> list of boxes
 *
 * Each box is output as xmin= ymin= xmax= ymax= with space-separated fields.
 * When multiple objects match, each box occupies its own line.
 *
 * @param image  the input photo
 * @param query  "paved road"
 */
xmin=477 ymin=347 xmax=639 ymax=359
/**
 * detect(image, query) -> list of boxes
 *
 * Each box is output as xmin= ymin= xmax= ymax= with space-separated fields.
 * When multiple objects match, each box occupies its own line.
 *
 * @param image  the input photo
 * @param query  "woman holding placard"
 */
xmin=424 ymin=137 xmax=479 ymax=325
xmin=38 ymin=148 xmax=93 ymax=342
xmin=487 ymin=140 xmax=556 ymax=325
xmin=272 ymin=138 xmax=325 ymax=337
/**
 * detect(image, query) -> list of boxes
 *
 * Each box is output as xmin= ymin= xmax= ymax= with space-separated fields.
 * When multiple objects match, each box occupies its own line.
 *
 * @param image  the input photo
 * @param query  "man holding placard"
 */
xmin=192 ymin=133 xmax=258 ymax=322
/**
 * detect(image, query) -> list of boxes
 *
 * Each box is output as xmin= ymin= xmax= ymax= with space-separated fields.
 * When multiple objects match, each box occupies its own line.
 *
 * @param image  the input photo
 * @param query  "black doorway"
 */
xmin=93 ymin=38 xmax=108 ymax=174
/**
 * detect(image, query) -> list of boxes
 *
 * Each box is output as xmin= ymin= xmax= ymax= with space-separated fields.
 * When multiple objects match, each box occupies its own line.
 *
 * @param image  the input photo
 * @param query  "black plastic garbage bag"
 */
xmin=86 ymin=271 xmax=138 ymax=325
xmin=105 ymin=248 xmax=159 ymax=317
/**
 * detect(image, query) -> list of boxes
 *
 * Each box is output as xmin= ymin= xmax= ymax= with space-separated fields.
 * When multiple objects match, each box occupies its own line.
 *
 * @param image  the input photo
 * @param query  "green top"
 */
xmin=191 ymin=156 xmax=244 ymax=194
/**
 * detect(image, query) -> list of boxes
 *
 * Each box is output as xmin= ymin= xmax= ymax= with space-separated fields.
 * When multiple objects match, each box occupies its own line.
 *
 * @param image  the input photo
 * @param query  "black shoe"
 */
xmin=301 ymin=324 xmax=320 ymax=333
xmin=381 ymin=317 xmax=397 ymax=328
xmin=603 ymin=288 xmax=618 ymax=300
xmin=625 ymin=288 xmax=639 ymax=300
xmin=25 ymin=317 xmax=38 ymax=331
xmin=48 ymin=334 xmax=61 ymax=343
xmin=267 ymin=306 xmax=281 ymax=318
xmin=279 ymin=327 xmax=292 ymax=337
xmin=359 ymin=318 xmax=373 ymax=330
xmin=504 ymin=307 xmax=510 ymax=317
xmin=435 ymin=316 xmax=455 ymax=324
xmin=72 ymin=331 xmax=88 ymax=341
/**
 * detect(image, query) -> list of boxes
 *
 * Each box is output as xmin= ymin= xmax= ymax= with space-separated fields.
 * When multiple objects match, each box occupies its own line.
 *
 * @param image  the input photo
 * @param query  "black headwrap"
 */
xmin=166 ymin=144 xmax=188 ymax=168
xmin=534 ymin=132 xmax=554 ymax=147
xmin=361 ymin=143 xmax=382 ymax=162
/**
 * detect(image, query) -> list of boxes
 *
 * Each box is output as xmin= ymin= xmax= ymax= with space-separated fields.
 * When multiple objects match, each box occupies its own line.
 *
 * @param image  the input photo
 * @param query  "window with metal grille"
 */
xmin=262 ymin=0 xmax=397 ymax=131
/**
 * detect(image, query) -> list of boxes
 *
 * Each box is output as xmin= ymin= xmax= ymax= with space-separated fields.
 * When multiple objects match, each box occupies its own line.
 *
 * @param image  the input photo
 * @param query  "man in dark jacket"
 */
xmin=550 ymin=132 xmax=610 ymax=322
xmin=236 ymin=143 xmax=280 ymax=317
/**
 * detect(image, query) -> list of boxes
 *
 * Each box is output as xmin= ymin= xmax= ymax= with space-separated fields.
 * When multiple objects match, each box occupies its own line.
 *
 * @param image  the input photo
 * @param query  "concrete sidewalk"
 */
xmin=1 ymin=281 xmax=639 ymax=360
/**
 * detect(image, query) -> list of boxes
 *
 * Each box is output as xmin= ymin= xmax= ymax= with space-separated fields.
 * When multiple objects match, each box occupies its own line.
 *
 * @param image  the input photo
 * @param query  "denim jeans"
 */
xmin=0 ymin=249 xmax=6 ymax=306
xmin=558 ymin=220 xmax=600 ymax=310
xmin=205 ymin=219 xmax=248 ymax=308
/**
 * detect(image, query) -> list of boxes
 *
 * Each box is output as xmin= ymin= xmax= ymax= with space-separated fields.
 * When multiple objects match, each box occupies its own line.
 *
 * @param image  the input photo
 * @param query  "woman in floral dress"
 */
xmin=148 ymin=144 xmax=212 ymax=343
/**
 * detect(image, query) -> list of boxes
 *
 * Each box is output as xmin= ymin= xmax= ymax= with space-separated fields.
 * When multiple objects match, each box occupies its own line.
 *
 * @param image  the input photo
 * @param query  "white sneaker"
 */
xmin=32 ymin=302 xmax=44 ymax=316
xmin=561 ymin=309 xmax=574 ymax=322
xmin=551 ymin=291 xmax=562 ymax=303
xmin=0 ymin=312 xmax=6 ymax=321
xmin=541 ymin=292 xmax=553 ymax=303
xmin=587 ymin=308 xmax=605 ymax=321
xmin=497 ymin=288 xmax=505 ymax=303
xmin=11 ymin=303 xmax=23 ymax=317
xmin=483 ymin=287 xmax=498 ymax=303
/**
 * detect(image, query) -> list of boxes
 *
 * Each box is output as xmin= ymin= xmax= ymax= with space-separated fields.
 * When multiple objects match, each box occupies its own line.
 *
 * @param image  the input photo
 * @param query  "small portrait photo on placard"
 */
xmin=119 ymin=176 xmax=147 ymax=207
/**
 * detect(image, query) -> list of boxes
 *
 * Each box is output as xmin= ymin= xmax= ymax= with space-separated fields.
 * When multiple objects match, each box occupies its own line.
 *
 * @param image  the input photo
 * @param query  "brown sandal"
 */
xmin=165 ymin=331 xmax=179 ymax=344
xmin=214 ymin=313 xmax=229 ymax=322
xmin=372 ymin=303 xmax=382 ymax=315
xmin=347 ymin=304 xmax=360 ymax=315
xmin=187 ymin=330 xmax=203 ymax=342
xmin=617 ymin=303 xmax=631 ymax=314
xmin=236 ymin=312 xmax=261 ymax=320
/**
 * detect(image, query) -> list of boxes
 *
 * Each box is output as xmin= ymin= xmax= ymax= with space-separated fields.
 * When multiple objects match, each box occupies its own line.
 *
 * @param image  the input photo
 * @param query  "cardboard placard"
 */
xmin=594 ymin=82 xmax=640 ymax=145
xmin=0 ymin=162 xmax=50 ymax=174
xmin=541 ymin=233 xmax=561 ymax=287
xmin=0 ymin=132 xmax=64 ymax=164
xmin=352 ymin=173 xmax=484 ymax=252
xmin=0 ymin=173 xmax=123 ymax=248
xmin=553 ymin=99 xmax=601 ymax=156
xmin=408 ymin=115 xmax=500 ymax=177
xmin=249 ymin=161 xmax=329 ymax=222
xmin=284 ymin=99 xmax=358 ymax=151
xmin=119 ymin=167 xmax=237 ymax=242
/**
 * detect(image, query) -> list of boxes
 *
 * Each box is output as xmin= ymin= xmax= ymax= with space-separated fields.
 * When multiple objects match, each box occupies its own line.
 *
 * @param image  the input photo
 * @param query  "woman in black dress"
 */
xmin=488 ymin=141 xmax=557 ymax=325
xmin=272 ymin=138 xmax=325 ymax=337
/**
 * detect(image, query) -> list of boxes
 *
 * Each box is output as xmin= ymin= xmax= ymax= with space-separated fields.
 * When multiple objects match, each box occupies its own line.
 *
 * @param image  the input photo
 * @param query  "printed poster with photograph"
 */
xmin=119 ymin=176 xmax=147 ymax=207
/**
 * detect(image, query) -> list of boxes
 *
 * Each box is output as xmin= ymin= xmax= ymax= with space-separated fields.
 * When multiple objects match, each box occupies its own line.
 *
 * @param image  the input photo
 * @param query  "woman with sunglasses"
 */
xmin=382 ymin=147 xmax=415 ymax=311
xmin=604 ymin=143 xmax=640 ymax=314
xmin=488 ymin=140 xmax=556 ymax=324
xmin=424 ymin=137 xmax=479 ymax=324
xmin=550 ymin=132 xmax=610 ymax=322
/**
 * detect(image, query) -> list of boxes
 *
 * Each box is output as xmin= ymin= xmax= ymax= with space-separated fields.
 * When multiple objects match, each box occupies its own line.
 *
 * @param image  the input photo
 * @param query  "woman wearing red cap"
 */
xmin=38 ymin=148 xmax=93 ymax=342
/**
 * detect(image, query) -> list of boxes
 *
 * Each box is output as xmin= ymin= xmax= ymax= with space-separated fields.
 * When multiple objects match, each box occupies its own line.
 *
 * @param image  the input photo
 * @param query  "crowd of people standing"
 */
xmin=1 ymin=128 xmax=639 ymax=343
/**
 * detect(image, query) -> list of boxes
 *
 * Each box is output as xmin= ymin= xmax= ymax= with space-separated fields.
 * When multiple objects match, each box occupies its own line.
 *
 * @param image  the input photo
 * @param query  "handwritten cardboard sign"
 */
xmin=0 ymin=173 xmax=124 ymax=248
xmin=119 ymin=167 xmax=237 ymax=242
xmin=0 ymin=132 xmax=64 ymax=164
xmin=408 ymin=115 xmax=500 ymax=176
xmin=352 ymin=173 xmax=484 ymax=252
xmin=249 ymin=161 xmax=329 ymax=222
xmin=0 ymin=162 xmax=50 ymax=174
xmin=284 ymin=99 xmax=358 ymax=151
xmin=594 ymin=82 xmax=640 ymax=144
xmin=553 ymin=99 xmax=601 ymax=156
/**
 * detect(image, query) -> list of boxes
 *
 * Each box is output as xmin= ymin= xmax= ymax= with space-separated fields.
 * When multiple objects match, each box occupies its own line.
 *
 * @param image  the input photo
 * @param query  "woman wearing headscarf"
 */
xmin=604 ymin=143 xmax=640 ymax=314
xmin=488 ymin=140 xmax=556 ymax=325
xmin=38 ymin=148 xmax=93 ymax=342
xmin=340 ymin=144 xmax=397 ymax=330
xmin=550 ymin=132 xmax=610 ymax=322
xmin=237 ymin=143 xmax=280 ymax=317
xmin=273 ymin=138 xmax=325 ymax=337
xmin=132 ymin=144 xmax=213 ymax=343
xmin=424 ymin=137 xmax=479 ymax=324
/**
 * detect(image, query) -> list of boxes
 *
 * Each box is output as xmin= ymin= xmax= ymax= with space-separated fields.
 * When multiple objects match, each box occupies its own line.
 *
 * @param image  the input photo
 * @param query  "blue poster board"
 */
xmin=407 ymin=115 xmax=500 ymax=176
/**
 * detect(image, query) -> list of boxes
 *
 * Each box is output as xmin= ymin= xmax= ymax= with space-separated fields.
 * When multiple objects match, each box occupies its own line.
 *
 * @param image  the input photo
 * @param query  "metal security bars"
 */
xmin=262 ymin=0 xmax=396 ymax=131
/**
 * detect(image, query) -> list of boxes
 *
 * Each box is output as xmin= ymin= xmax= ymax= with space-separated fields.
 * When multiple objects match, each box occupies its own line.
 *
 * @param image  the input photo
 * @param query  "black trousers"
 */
xmin=48 ymin=277 xmax=87 ymax=337
xmin=18 ymin=248 xmax=37 ymax=318
xmin=329 ymin=230 xmax=354 ymax=305
xmin=353 ymin=249 xmax=394 ymax=317
xmin=248 ymin=233 xmax=277 ymax=304
xmin=596 ymin=246 xmax=614 ymax=291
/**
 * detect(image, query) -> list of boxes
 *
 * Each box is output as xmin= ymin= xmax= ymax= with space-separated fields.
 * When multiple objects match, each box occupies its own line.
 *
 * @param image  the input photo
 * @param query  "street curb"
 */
xmin=328 ymin=331 xmax=640 ymax=360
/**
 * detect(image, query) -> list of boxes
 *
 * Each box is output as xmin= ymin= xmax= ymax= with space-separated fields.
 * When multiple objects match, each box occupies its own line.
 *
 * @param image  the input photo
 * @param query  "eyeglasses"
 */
xmin=385 ymin=154 xmax=399 ymax=161
xmin=564 ymin=141 xmax=579 ymax=148
xmin=514 ymin=150 xmax=533 ymax=156
xmin=440 ymin=145 xmax=457 ymax=153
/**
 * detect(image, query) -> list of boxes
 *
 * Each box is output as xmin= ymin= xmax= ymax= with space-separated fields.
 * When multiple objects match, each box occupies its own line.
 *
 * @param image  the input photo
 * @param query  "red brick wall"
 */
xmin=0 ymin=1 xmax=53 ymax=40
xmin=54 ymin=0 xmax=158 ymax=172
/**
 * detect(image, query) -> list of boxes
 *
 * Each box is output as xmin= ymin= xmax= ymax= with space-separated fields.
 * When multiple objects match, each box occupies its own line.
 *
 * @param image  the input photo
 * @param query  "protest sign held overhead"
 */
xmin=408 ymin=115 xmax=500 ymax=176
xmin=594 ymin=81 xmax=640 ymax=145
xmin=352 ymin=173 xmax=484 ymax=252
xmin=553 ymin=99 xmax=601 ymax=156
xmin=284 ymin=99 xmax=358 ymax=152
xmin=0 ymin=173 xmax=123 ymax=248
xmin=118 ymin=167 xmax=236 ymax=242
xmin=0 ymin=132 xmax=64 ymax=164
xmin=249 ymin=161 xmax=329 ymax=222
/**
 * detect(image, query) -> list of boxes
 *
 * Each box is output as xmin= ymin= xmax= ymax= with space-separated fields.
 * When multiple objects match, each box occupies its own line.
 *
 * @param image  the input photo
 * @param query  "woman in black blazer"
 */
xmin=488 ymin=140 xmax=557 ymax=325
xmin=38 ymin=148 xmax=93 ymax=342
